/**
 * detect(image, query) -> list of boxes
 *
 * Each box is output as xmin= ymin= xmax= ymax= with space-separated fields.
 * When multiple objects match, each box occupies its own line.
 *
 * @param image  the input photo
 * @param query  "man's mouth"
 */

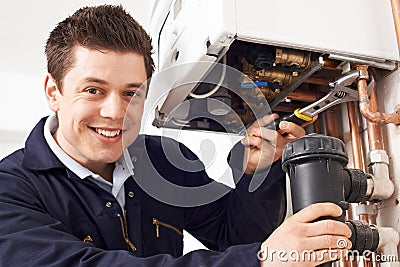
xmin=92 ymin=127 xmax=122 ymax=138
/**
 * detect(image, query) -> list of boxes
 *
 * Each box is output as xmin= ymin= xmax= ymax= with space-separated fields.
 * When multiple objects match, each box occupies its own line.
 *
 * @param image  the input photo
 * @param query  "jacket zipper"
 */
xmin=117 ymin=210 xmax=137 ymax=252
xmin=152 ymin=218 xmax=183 ymax=238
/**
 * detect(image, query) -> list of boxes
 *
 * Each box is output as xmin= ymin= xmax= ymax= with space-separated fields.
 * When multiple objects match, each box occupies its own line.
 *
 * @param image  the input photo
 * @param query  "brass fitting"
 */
xmin=275 ymin=48 xmax=311 ymax=69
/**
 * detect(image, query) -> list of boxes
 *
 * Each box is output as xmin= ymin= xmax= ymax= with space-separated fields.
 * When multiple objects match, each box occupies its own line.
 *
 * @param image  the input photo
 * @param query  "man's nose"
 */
xmin=100 ymin=93 xmax=126 ymax=120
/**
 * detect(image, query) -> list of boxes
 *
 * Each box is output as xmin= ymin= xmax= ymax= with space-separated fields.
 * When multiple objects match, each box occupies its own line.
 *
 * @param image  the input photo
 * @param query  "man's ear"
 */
xmin=44 ymin=74 xmax=60 ymax=112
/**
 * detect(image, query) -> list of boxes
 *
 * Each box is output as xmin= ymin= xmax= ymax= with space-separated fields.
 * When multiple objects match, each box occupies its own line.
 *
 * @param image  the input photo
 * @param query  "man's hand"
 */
xmin=259 ymin=203 xmax=352 ymax=267
xmin=241 ymin=113 xmax=307 ymax=174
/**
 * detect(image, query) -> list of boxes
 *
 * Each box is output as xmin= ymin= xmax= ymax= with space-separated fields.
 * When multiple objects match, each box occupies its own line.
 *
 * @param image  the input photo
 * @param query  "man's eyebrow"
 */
xmin=126 ymin=82 xmax=145 ymax=89
xmin=81 ymin=77 xmax=109 ymax=85
xmin=80 ymin=77 xmax=144 ymax=88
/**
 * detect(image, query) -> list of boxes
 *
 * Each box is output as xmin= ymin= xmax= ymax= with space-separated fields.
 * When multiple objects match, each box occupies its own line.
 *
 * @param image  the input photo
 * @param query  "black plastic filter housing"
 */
xmin=282 ymin=134 xmax=348 ymax=221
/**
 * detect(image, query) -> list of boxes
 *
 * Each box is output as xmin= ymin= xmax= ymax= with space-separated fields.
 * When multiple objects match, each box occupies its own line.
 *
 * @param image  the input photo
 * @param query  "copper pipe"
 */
xmin=357 ymin=65 xmax=400 ymax=124
xmin=287 ymin=89 xmax=319 ymax=102
xmin=272 ymin=104 xmax=302 ymax=113
xmin=353 ymin=68 xmax=379 ymax=267
xmin=339 ymin=204 xmax=358 ymax=267
xmin=364 ymin=76 xmax=380 ymax=265
xmin=391 ymin=0 xmax=400 ymax=54
xmin=310 ymin=88 xmax=324 ymax=134
xmin=304 ymin=77 xmax=329 ymax=86
xmin=359 ymin=213 xmax=370 ymax=222
xmin=365 ymin=71 xmax=380 ymax=228
xmin=322 ymin=58 xmax=341 ymax=71
xmin=348 ymin=102 xmax=374 ymax=267
xmin=338 ymin=258 xmax=353 ymax=267
xmin=313 ymin=118 xmax=322 ymax=134
xmin=358 ymin=204 xmax=374 ymax=267
xmin=325 ymin=107 xmax=340 ymax=138
xmin=367 ymin=88 xmax=384 ymax=150
xmin=347 ymin=102 xmax=365 ymax=171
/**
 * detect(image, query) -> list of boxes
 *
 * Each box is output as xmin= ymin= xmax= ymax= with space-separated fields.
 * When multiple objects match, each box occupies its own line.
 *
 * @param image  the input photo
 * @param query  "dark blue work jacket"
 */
xmin=0 ymin=117 xmax=286 ymax=266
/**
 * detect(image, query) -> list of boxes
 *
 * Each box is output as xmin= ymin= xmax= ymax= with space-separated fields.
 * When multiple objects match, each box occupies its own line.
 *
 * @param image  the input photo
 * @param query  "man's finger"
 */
xmin=251 ymin=127 xmax=277 ymax=144
xmin=290 ymin=203 xmax=343 ymax=224
xmin=302 ymin=114 xmax=318 ymax=128
xmin=250 ymin=113 xmax=279 ymax=128
xmin=303 ymin=235 xmax=352 ymax=251
xmin=241 ymin=135 xmax=275 ymax=151
xmin=279 ymin=121 xmax=306 ymax=138
xmin=241 ymin=136 xmax=262 ymax=149
xmin=306 ymin=220 xmax=352 ymax=238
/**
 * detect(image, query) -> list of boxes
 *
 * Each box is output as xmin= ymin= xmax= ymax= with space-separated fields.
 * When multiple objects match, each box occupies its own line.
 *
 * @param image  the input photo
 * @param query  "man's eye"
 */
xmin=87 ymin=88 xmax=99 ymax=94
xmin=126 ymin=91 xmax=138 ymax=97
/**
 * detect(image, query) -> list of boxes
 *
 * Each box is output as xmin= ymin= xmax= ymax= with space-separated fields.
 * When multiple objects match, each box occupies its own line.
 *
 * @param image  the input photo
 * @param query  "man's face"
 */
xmin=48 ymin=46 xmax=147 ymax=169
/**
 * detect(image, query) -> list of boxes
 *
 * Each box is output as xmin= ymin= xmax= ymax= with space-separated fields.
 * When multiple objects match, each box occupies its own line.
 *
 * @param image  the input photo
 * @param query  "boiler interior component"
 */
xmin=148 ymin=0 xmax=398 ymax=134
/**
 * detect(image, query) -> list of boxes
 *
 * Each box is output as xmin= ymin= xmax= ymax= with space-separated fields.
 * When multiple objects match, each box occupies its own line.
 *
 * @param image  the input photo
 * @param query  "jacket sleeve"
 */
xmin=183 ymin=141 xmax=287 ymax=252
xmin=0 ymin=155 xmax=263 ymax=267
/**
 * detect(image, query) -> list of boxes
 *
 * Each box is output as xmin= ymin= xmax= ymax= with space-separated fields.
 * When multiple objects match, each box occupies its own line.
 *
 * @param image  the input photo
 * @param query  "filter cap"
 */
xmin=282 ymin=134 xmax=348 ymax=170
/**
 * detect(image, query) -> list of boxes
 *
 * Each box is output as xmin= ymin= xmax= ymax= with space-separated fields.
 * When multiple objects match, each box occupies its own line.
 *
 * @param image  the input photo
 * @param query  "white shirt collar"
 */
xmin=44 ymin=115 xmax=98 ymax=180
xmin=43 ymin=115 xmax=132 ymax=186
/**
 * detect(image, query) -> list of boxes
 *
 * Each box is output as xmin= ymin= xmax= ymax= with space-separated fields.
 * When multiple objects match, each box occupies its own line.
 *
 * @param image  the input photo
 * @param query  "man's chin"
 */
xmin=92 ymin=151 xmax=124 ymax=163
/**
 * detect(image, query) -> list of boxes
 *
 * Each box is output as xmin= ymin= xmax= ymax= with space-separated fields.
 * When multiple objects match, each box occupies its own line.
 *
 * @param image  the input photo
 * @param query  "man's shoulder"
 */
xmin=0 ymin=148 xmax=25 ymax=172
xmin=0 ymin=148 xmax=37 ymax=189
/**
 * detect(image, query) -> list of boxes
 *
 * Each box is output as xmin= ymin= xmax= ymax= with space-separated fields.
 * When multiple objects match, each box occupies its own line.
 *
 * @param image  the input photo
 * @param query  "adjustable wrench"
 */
xmin=264 ymin=69 xmax=363 ymax=134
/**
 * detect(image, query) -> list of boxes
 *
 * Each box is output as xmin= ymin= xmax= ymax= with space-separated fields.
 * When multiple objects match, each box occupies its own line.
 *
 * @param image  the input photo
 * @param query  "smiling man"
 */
xmin=0 ymin=5 xmax=352 ymax=266
xmin=45 ymin=47 xmax=147 ymax=181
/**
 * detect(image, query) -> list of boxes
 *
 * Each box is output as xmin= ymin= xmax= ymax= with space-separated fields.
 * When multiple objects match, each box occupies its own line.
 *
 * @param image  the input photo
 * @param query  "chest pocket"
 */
xmin=142 ymin=214 xmax=184 ymax=257
xmin=152 ymin=217 xmax=183 ymax=238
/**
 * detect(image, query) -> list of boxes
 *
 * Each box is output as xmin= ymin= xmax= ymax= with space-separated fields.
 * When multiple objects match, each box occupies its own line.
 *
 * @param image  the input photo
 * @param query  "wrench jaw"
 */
xmin=330 ymin=70 xmax=362 ymax=88
xmin=298 ymin=70 xmax=363 ymax=118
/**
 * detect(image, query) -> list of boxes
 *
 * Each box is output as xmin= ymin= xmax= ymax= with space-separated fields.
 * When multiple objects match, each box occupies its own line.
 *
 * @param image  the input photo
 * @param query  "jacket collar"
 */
xmin=22 ymin=117 xmax=65 ymax=171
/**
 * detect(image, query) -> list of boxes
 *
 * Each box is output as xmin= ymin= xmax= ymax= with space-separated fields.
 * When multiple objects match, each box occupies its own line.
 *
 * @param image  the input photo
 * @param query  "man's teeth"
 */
xmin=95 ymin=128 xmax=121 ymax=137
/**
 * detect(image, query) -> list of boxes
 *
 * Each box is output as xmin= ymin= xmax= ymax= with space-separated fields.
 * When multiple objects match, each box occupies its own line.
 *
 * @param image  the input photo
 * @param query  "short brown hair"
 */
xmin=45 ymin=4 xmax=154 ymax=89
